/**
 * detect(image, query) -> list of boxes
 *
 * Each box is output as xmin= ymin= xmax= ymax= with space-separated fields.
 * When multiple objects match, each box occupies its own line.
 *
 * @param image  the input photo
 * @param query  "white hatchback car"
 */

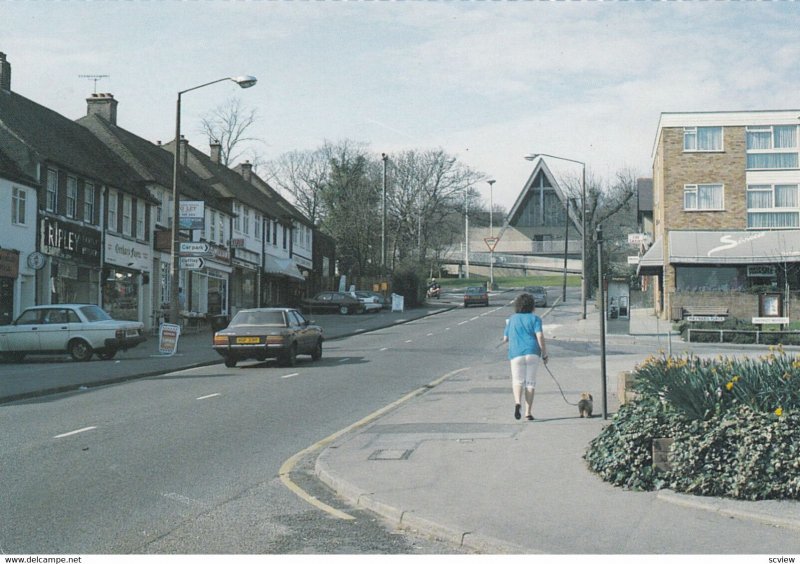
xmin=0 ymin=304 xmax=146 ymax=362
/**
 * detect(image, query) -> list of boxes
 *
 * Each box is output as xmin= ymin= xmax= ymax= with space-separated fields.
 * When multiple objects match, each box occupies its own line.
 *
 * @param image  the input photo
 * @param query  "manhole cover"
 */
xmin=368 ymin=449 xmax=413 ymax=461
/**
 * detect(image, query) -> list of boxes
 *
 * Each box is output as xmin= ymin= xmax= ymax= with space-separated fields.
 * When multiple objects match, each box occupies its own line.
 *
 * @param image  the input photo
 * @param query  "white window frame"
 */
xmin=265 ymin=218 xmax=271 ymax=244
xmin=108 ymin=189 xmax=118 ymax=231
xmin=136 ymin=199 xmax=145 ymax=239
xmin=218 ymin=212 xmax=225 ymax=244
xmin=746 ymin=183 xmax=800 ymax=229
xmin=122 ymin=195 xmax=132 ymax=236
xmin=233 ymin=202 xmax=241 ymax=233
xmin=155 ymin=190 xmax=164 ymax=225
xmin=12 ymin=187 xmax=26 ymax=225
xmin=84 ymin=183 xmax=95 ymax=223
xmin=209 ymin=209 xmax=217 ymax=242
xmin=46 ymin=168 xmax=58 ymax=212
xmin=254 ymin=213 xmax=261 ymax=239
xmin=683 ymin=126 xmax=723 ymax=152
xmin=243 ymin=207 xmax=250 ymax=236
xmin=683 ymin=183 xmax=724 ymax=211
xmin=746 ymin=125 xmax=799 ymax=170
xmin=66 ymin=176 xmax=78 ymax=218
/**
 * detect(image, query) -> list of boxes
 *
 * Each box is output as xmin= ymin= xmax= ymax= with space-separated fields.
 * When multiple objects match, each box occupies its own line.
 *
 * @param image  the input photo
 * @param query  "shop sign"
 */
xmin=230 ymin=238 xmax=245 ymax=248
xmin=210 ymin=243 xmax=231 ymax=264
xmin=628 ymin=233 xmax=651 ymax=246
xmin=292 ymin=255 xmax=313 ymax=269
xmin=0 ymin=249 xmax=20 ymax=278
xmin=685 ymin=315 xmax=726 ymax=322
xmin=105 ymin=233 xmax=151 ymax=271
xmin=752 ymin=317 xmax=789 ymax=325
xmin=179 ymin=201 xmax=205 ymax=230
xmin=40 ymin=217 xmax=101 ymax=263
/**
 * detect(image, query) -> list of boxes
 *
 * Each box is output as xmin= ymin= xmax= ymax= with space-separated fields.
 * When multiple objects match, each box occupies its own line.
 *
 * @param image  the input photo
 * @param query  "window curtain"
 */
xmin=698 ymin=127 xmax=722 ymax=150
xmin=775 ymin=185 xmax=798 ymax=208
xmin=774 ymin=126 xmax=797 ymax=149
xmin=747 ymin=153 xmax=799 ymax=169
xmin=698 ymin=185 xmax=723 ymax=209
xmin=748 ymin=212 xmax=799 ymax=228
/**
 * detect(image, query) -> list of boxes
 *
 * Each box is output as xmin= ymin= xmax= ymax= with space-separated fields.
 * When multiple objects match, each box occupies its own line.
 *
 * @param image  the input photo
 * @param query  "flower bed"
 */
xmin=584 ymin=348 xmax=800 ymax=500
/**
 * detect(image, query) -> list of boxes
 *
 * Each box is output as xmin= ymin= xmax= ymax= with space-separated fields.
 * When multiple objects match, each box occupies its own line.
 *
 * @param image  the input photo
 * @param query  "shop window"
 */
xmin=676 ymin=266 xmax=745 ymax=292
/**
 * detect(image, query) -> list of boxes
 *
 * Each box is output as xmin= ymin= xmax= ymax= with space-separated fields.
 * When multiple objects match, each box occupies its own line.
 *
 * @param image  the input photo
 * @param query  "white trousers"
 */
xmin=509 ymin=354 xmax=541 ymax=390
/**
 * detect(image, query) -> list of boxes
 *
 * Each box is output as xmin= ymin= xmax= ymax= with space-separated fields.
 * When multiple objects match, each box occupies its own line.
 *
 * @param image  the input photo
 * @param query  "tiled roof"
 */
xmin=0 ymin=90 xmax=146 ymax=199
xmin=77 ymin=114 xmax=228 ymax=211
xmin=0 ymin=146 xmax=37 ymax=187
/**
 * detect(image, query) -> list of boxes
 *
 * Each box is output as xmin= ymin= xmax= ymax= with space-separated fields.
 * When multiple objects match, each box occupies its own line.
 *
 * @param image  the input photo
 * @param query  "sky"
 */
xmin=3 ymin=1 xmax=800 ymax=211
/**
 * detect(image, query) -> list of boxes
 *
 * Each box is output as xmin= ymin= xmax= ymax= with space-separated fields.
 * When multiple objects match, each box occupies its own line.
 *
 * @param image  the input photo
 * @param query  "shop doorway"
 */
xmin=0 ymin=277 xmax=13 ymax=325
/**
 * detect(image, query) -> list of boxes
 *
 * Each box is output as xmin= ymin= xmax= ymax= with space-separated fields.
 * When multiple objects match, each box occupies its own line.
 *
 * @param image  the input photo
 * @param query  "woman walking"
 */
xmin=502 ymin=293 xmax=548 ymax=421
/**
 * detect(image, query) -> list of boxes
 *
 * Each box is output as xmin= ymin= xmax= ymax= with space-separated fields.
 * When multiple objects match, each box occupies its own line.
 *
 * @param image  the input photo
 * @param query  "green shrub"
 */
xmin=584 ymin=350 xmax=800 ymax=500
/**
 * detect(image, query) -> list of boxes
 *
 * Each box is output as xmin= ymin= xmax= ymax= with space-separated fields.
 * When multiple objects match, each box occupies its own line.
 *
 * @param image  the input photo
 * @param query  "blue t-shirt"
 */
xmin=503 ymin=313 xmax=543 ymax=360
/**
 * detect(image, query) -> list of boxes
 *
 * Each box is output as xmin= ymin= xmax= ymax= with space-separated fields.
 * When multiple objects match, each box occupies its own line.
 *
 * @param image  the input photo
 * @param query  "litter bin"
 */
xmin=210 ymin=314 xmax=229 ymax=332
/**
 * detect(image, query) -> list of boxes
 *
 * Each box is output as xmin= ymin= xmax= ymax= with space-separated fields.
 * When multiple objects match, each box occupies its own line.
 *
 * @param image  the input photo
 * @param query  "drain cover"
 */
xmin=368 ymin=449 xmax=413 ymax=461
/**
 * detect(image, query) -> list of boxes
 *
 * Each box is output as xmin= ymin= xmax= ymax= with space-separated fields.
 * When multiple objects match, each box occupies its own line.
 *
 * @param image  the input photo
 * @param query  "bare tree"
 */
xmin=199 ymin=96 xmax=263 ymax=166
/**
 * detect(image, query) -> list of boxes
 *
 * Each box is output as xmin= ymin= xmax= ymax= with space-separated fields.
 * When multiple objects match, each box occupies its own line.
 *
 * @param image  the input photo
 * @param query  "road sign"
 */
xmin=180 ymin=242 xmax=210 ymax=255
xmin=484 ymin=237 xmax=500 ymax=252
xmin=180 ymin=257 xmax=205 ymax=270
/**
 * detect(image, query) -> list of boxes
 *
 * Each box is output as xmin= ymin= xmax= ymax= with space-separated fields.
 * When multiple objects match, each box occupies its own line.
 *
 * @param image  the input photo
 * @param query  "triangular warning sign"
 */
xmin=484 ymin=237 xmax=500 ymax=252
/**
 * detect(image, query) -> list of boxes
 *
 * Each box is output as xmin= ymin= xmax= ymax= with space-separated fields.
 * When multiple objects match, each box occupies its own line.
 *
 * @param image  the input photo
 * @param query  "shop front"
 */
xmin=262 ymin=254 xmax=305 ymax=307
xmin=102 ymin=233 xmax=152 ymax=324
xmin=185 ymin=242 xmax=231 ymax=317
xmin=0 ymin=249 xmax=20 ymax=325
xmin=230 ymin=242 xmax=261 ymax=315
xmin=39 ymin=216 xmax=102 ymax=306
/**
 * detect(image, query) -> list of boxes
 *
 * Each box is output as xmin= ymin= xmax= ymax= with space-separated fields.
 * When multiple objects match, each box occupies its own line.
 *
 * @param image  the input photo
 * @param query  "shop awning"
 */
xmin=637 ymin=238 xmax=663 ymax=275
xmin=669 ymin=230 xmax=800 ymax=264
xmin=264 ymin=255 xmax=305 ymax=281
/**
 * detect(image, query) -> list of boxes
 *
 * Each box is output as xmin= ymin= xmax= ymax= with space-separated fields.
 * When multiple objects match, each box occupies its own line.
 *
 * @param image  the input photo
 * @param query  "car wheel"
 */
xmin=339 ymin=305 xmax=349 ymax=315
xmin=97 ymin=349 xmax=117 ymax=360
xmin=279 ymin=344 xmax=298 ymax=367
xmin=311 ymin=340 xmax=323 ymax=361
xmin=224 ymin=357 xmax=238 ymax=368
xmin=69 ymin=339 xmax=94 ymax=362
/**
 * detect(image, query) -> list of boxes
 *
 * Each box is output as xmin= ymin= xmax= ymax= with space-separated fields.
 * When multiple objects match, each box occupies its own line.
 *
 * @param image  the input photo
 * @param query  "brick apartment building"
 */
xmin=640 ymin=110 xmax=800 ymax=323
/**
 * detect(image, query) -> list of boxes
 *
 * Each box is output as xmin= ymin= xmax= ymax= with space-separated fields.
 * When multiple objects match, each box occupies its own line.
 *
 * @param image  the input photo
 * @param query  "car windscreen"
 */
xmin=229 ymin=311 xmax=286 ymax=327
xmin=466 ymin=287 xmax=484 ymax=294
xmin=80 ymin=305 xmax=113 ymax=322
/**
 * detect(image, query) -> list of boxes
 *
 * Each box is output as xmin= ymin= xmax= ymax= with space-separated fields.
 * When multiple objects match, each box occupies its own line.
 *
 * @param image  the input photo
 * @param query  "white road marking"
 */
xmin=54 ymin=426 xmax=96 ymax=439
xmin=405 ymin=339 xmax=413 ymax=343
xmin=281 ymin=373 xmax=300 ymax=379
xmin=379 ymin=347 xmax=389 ymax=351
xmin=163 ymin=492 xmax=199 ymax=506
xmin=339 ymin=358 xmax=350 ymax=363
xmin=471 ymin=316 xmax=479 ymax=321
xmin=196 ymin=393 xmax=221 ymax=401
xmin=458 ymin=320 xmax=469 ymax=326
xmin=426 ymin=333 xmax=434 ymax=337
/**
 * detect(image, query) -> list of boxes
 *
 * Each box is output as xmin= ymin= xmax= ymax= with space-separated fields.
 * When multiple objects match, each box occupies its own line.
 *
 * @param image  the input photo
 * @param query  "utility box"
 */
xmin=652 ymin=438 xmax=674 ymax=472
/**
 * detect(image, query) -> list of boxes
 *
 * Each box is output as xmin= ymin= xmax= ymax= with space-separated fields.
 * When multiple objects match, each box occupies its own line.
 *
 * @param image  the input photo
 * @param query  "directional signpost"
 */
xmin=179 ymin=257 xmax=205 ymax=270
xmin=180 ymin=242 xmax=210 ymax=254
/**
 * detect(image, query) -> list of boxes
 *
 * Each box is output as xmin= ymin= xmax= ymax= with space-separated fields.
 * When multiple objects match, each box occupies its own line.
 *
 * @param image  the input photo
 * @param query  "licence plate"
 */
xmin=236 ymin=336 xmax=262 ymax=344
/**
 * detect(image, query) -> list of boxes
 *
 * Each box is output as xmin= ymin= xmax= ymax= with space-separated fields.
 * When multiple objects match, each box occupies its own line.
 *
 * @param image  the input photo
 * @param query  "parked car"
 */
xmin=212 ymin=307 xmax=323 ymax=368
xmin=360 ymin=291 xmax=391 ymax=309
xmin=524 ymin=286 xmax=548 ymax=307
xmin=0 ymin=304 xmax=146 ymax=362
xmin=350 ymin=291 xmax=383 ymax=313
xmin=463 ymin=286 xmax=489 ymax=308
xmin=301 ymin=292 xmax=365 ymax=315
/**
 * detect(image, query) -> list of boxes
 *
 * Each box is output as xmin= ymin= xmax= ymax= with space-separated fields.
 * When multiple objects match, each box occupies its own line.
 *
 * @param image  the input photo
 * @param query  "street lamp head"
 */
xmin=232 ymin=75 xmax=258 ymax=88
xmin=487 ymin=179 xmax=496 ymax=187
xmin=524 ymin=154 xmax=539 ymax=161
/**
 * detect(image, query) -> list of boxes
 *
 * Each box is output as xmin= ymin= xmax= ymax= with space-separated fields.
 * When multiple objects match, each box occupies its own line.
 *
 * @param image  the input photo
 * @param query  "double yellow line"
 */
xmin=278 ymin=366 xmax=471 ymax=520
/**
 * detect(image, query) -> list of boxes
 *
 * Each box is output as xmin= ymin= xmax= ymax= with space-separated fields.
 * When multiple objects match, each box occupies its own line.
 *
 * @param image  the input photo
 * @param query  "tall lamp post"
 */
xmin=170 ymin=75 xmax=257 ymax=326
xmin=381 ymin=153 xmax=388 ymax=269
xmin=524 ymin=153 xmax=587 ymax=319
xmin=464 ymin=190 xmax=470 ymax=279
xmin=487 ymin=179 xmax=495 ymax=289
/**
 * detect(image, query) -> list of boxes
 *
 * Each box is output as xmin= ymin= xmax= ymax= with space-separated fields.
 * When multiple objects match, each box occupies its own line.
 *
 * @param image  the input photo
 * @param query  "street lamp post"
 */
xmin=487 ymin=179 xmax=495 ymax=290
xmin=170 ymin=75 xmax=257 ymax=326
xmin=381 ymin=153 xmax=388 ymax=269
xmin=464 ymin=190 xmax=470 ymax=279
xmin=562 ymin=199 xmax=570 ymax=303
xmin=597 ymin=224 xmax=608 ymax=420
xmin=524 ymin=153 xmax=586 ymax=319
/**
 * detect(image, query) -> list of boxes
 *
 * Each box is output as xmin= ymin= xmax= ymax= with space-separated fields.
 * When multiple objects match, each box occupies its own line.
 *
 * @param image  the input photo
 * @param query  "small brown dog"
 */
xmin=578 ymin=393 xmax=593 ymax=418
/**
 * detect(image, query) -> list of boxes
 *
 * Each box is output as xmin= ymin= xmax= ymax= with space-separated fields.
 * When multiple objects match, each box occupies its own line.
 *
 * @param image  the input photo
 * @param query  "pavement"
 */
xmin=314 ymin=294 xmax=800 ymax=554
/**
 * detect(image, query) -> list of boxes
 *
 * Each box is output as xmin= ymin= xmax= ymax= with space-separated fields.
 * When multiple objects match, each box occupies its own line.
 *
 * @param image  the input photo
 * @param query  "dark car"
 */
xmin=212 ymin=308 xmax=323 ymax=368
xmin=463 ymin=286 xmax=489 ymax=308
xmin=524 ymin=286 xmax=548 ymax=307
xmin=301 ymin=292 xmax=364 ymax=315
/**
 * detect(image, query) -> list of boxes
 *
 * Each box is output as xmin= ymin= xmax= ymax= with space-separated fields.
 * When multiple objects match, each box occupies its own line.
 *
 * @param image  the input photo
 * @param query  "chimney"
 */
xmin=179 ymin=135 xmax=189 ymax=166
xmin=209 ymin=140 xmax=222 ymax=164
xmin=86 ymin=92 xmax=118 ymax=125
xmin=0 ymin=52 xmax=11 ymax=92
xmin=240 ymin=160 xmax=253 ymax=183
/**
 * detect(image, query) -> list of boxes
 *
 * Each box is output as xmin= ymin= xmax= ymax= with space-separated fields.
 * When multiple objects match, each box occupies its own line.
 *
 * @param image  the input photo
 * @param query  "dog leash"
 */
xmin=542 ymin=361 xmax=579 ymax=406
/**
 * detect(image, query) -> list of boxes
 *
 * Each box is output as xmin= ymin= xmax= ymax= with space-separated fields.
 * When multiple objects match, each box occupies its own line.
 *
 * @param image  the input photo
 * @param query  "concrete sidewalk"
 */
xmin=315 ymin=299 xmax=800 ymax=554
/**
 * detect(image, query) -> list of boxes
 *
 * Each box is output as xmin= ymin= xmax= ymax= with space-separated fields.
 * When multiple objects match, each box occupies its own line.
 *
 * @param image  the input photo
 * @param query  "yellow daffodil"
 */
xmin=726 ymin=381 xmax=734 ymax=391
xmin=775 ymin=407 xmax=783 ymax=417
